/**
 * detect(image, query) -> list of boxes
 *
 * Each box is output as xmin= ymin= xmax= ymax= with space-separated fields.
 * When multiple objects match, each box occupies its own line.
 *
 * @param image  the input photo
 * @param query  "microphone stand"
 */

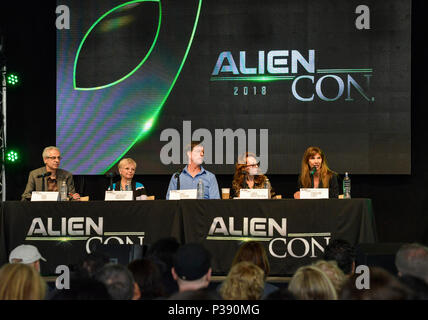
xmin=174 ymin=169 xmax=182 ymax=190
xmin=105 ymin=173 xmax=114 ymax=191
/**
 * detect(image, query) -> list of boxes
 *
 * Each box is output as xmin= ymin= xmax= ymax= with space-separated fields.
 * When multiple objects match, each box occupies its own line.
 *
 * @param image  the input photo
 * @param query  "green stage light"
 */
xmin=7 ymin=74 xmax=19 ymax=86
xmin=6 ymin=151 xmax=19 ymax=163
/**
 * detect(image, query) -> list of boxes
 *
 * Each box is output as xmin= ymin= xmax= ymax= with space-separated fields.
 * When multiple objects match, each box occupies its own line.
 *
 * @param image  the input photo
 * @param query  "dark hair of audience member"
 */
xmin=323 ymin=239 xmax=356 ymax=275
xmin=231 ymin=241 xmax=270 ymax=279
xmin=49 ymin=276 xmax=111 ymax=300
xmin=95 ymin=263 xmax=136 ymax=300
xmin=146 ymin=237 xmax=180 ymax=295
xmin=147 ymin=237 xmax=180 ymax=269
xmin=75 ymin=252 xmax=109 ymax=278
xmin=128 ymin=258 xmax=165 ymax=299
xmin=340 ymin=267 xmax=412 ymax=300
xmin=399 ymin=275 xmax=428 ymax=300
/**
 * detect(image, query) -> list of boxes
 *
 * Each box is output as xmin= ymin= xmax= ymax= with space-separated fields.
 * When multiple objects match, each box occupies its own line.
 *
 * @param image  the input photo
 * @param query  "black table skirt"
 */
xmin=0 ymin=199 xmax=377 ymax=276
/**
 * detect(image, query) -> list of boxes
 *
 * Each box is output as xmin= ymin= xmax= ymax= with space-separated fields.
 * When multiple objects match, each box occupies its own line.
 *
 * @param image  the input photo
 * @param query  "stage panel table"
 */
xmin=179 ymin=198 xmax=377 ymax=275
xmin=0 ymin=199 xmax=376 ymax=276
xmin=0 ymin=201 xmax=181 ymax=275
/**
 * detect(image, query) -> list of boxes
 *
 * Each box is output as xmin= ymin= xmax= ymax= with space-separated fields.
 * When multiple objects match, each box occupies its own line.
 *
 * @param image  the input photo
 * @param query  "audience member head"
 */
xmin=95 ymin=263 xmax=140 ymax=300
xmin=340 ymin=267 xmax=411 ymax=300
xmin=128 ymin=258 xmax=165 ymax=299
xmin=231 ymin=241 xmax=270 ymax=279
xmin=146 ymin=237 xmax=180 ymax=295
xmin=76 ymin=252 xmax=109 ymax=278
xmin=9 ymin=244 xmax=46 ymax=273
xmin=323 ymin=239 xmax=356 ymax=275
xmin=288 ymin=265 xmax=337 ymax=300
xmin=220 ymin=261 xmax=265 ymax=300
xmin=171 ymin=243 xmax=212 ymax=292
xmin=147 ymin=237 xmax=180 ymax=270
xmin=49 ymin=276 xmax=111 ymax=300
xmin=395 ymin=243 xmax=428 ymax=283
xmin=399 ymin=275 xmax=428 ymax=300
xmin=313 ymin=260 xmax=347 ymax=292
xmin=0 ymin=263 xmax=46 ymax=300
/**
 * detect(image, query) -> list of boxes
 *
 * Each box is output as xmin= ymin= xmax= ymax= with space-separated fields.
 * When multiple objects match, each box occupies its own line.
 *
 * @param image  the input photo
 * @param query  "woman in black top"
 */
xmin=231 ymin=152 xmax=275 ymax=198
xmin=294 ymin=146 xmax=339 ymax=199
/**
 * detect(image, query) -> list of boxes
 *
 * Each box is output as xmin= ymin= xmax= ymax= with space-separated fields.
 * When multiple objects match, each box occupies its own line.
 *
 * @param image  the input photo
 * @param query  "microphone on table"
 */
xmin=37 ymin=172 xmax=52 ymax=192
xmin=310 ymin=167 xmax=317 ymax=176
xmin=37 ymin=172 xmax=52 ymax=178
xmin=105 ymin=172 xmax=115 ymax=191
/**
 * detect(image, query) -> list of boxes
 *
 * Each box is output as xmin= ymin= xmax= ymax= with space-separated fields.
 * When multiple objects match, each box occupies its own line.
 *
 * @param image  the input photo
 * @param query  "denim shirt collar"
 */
xmin=183 ymin=165 xmax=206 ymax=177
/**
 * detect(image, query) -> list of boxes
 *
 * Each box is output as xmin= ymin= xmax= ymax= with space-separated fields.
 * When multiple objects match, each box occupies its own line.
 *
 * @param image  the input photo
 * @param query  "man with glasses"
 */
xmin=21 ymin=146 xmax=80 ymax=201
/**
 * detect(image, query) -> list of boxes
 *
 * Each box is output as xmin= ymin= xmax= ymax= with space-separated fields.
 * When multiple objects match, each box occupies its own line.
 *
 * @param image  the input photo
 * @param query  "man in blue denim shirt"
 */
xmin=166 ymin=142 xmax=220 ymax=199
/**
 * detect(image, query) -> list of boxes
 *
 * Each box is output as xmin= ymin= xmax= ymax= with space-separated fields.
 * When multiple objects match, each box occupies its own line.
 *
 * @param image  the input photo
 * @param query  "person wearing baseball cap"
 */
xmin=171 ymin=243 xmax=212 ymax=293
xmin=9 ymin=244 xmax=47 ymax=273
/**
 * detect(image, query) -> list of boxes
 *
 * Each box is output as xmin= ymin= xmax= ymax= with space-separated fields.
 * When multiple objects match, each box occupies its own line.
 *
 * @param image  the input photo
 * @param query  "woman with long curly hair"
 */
xmin=231 ymin=152 xmax=274 ymax=198
xmin=294 ymin=146 xmax=339 ymax=199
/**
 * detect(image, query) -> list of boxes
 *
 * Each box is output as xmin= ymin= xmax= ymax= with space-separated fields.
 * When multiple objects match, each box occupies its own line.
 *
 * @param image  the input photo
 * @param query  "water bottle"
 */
xmin=197 ymin=179 xmax=204 ymax=199
xmin=60 ymin=181 xmax=68 ymax=201
xmin=343 ymin=172 xmax=351 ymax=199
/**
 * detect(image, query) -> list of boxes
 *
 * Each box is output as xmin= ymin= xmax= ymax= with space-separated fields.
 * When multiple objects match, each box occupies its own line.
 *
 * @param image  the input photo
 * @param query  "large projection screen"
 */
xmin=57 ymin=0 xmax=411 ymax=175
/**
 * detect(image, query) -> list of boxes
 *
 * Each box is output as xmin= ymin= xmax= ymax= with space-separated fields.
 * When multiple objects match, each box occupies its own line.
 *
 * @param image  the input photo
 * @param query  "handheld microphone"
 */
xmin=310 ymin=167 xmax=317 ymax=176
xmin=37 ymin=172 xmax=52 ymax=178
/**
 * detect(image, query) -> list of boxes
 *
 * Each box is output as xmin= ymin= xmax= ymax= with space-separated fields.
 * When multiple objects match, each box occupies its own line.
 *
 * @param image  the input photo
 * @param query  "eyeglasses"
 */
xmin=46 ymin=156 xmax=62 ymax=160
xmin=246 ymin=162 xmax=260 ymax=168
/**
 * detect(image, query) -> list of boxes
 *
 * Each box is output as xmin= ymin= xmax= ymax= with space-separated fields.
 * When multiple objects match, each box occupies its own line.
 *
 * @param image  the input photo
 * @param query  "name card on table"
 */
xmin=239 ymin=189 xmax=269 ymax=199
xmin=300 ymin=188 xmax=329 ymax=199
xmin=105 ymin=191 xmax=133 ymax=201
xmin=169 ymin=189 xmax=197 ymax=200
xmin=31 ymin=192 xmax=59 ymax=202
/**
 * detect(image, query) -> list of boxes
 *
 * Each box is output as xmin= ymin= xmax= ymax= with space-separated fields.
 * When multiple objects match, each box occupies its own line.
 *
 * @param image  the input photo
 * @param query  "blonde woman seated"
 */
xmin=230 ymin=241 xmax=279 ymax=298
xmin=288 ymin=265 xmax=338 ymax=300
xmin=220 ymin=261 xmax=265 ymax=300
xmin=111 ymin=158 xmax=147 ymax=200
xmin=231 ymin=152 xmax=275 ymax=199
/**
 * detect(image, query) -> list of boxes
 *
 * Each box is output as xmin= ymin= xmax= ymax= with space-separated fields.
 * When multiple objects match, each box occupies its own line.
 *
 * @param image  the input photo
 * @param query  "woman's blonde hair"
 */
xmin=0 ymin=263 xmax=46 ymax=300
xmin=118 ymin=158 xmax=137 ymax=170
xmin=220 ymin=261 xmax=265 ymax=300
xmin=312 ymin=260 xmax=347 ymax=292
xmin=288 ymin=265 xmax=338 ymax=300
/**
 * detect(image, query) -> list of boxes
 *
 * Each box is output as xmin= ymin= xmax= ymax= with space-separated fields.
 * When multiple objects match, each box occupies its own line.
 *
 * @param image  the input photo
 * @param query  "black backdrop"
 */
xmin=1 ymin=1 xmax=427 ymax=244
